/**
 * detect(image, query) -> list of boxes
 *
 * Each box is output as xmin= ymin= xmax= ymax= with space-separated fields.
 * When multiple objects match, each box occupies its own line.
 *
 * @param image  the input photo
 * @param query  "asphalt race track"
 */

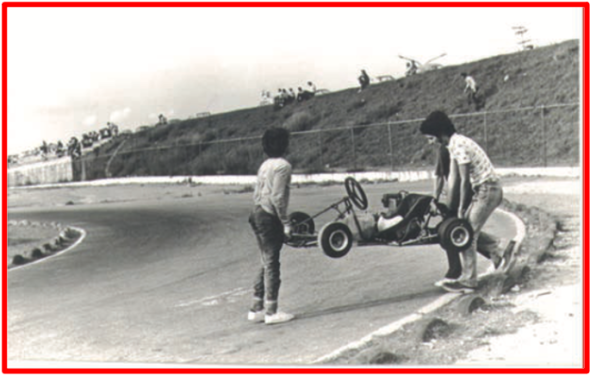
xmin=7 ymin=182 xmax=516 ymax=365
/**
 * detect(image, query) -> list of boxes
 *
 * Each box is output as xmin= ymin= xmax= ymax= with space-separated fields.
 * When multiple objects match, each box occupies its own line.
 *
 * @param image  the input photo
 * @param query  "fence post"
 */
xmin=81 ymin=158 xmax=86 ymax=181
xmin=483 ymin=111 xmax=488 ymax=152
xmin=387 ymin=122 xmax=394 ymax=170
xmin=350 ymin=127 xmax=356 ymax=171
xmin=541 ymin=105 xmax=547 ymax=167
xmin=318 ymin=131 xmax=324 ymax=169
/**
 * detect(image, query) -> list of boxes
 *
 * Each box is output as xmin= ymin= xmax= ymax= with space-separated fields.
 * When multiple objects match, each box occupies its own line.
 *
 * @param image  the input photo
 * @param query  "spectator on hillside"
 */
xmin=461 ymin=73 xmax=482 ymax=109
xmin=297 ymin=87 xmax=314 ymax=102
xmin=280 ymin=88 xmax=289 ymax=102
xmin=307 ymin=81 xmax=317 ymax=93
xmin=55 ymin=141 xmax=65 ymax=158
xmin=274 ymin=89 xmax=287 ymax=110
xmin=158 ymin=114 xmax=168 ymax=126
xmin=358 ymin=69 xmax=370 ymax=93
xmin=67 ymin=137 xmax=81 ymax=158
xmin=280 ymin=89 xmax=294 ymax=106
xmin=107 ymin=122 xmax=119 ymax=137
xmin=8 ymin=155 xmax=19 ymax=165
xmin=89 ymin=131 xmax=99 ymax=142
xmin=405 ymin=60 xmax=419 ymax=76
xmin=260 ymin=90 xmax=272 ymax=106
xmin=40 ymin=141 xmax=49 ymax=160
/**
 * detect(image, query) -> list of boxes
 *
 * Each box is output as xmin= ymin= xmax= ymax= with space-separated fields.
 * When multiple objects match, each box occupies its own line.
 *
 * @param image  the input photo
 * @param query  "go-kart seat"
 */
xmin=377 ymin=194 xmax=434 ymax=241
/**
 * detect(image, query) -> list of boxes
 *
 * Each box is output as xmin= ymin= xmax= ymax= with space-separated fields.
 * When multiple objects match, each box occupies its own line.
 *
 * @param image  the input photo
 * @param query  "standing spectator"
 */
xmin=107 ymin=122 xmax=119 ymax=136
xmin=288 ymin=88 xmax=296 ymax=103
xmin=405 ymin=60 xmax=419 ymax=76
xmin=158 ymin=114 xmax=168 ymax=126
xmin=40 ymin=141 xmax=49 ymax=160
xmin=281 ymin=88 xmax=290 ymax=102
xmin=461 ymin=73 xmax=481 ymax=108
xmin=67 ymin=137 xmax=81 ymax=158
xmin=358 ymin=69 xmax=370 ymax=92
xmin=274 ymin=89 xmax=285 ymax=110
xmin=55 ymin=141 xmax=65 ymax=158
xmin=297 ymin=87 xmax=314 ymax=102
xmin=247 ymin=127 xmax=295 ymax=325
xmin=296 ymin=87 xmax=305 ymax=102
xmin=419 ymin=111 xmax=509 ymax=293
xmin=307 ymin=81 xmax=317 ymax=93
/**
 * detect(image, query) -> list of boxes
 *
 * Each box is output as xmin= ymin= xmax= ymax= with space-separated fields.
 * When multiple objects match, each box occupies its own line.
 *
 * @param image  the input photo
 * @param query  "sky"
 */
xmin=6 ymin=5 xmax=583 ymax=155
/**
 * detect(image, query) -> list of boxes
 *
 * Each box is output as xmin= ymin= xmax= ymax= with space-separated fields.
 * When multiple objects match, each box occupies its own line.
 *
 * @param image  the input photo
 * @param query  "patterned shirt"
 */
xmin=253 ymin=158 xmax=292 ymax=225
xmin=448 ymin=133 xmax=498 ymax=187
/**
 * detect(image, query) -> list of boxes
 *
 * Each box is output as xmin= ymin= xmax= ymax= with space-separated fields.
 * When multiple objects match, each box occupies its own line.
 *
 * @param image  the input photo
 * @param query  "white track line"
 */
xmin=313 ymin=207 xmax=527 ymax=364
xmin=175 ymin=288 xmax=250 ymax=308
xmin=7 ymin=227 xmax=87 ymax=272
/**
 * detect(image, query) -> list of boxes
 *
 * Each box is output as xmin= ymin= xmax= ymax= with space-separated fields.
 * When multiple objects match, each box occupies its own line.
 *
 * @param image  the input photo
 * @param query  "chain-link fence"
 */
xmin=75 ymin=103 xmax=579 ymax=181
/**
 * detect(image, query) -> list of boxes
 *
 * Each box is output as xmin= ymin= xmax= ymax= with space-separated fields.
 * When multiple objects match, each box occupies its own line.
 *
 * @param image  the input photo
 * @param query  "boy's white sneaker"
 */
xmin=434 ymin=277 xmax=457 ymax=288
xmin=247 ymin=310 xmax=265 ymax=323
xmin=265 ymin=311 xmax=295 ymax=325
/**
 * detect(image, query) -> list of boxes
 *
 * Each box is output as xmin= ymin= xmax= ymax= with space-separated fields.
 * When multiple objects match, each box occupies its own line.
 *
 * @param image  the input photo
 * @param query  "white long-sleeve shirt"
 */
xmin=253 ymin=158 xmax=292 ymax=225
xmin=464 ymin=76 xmax=477 ymax=93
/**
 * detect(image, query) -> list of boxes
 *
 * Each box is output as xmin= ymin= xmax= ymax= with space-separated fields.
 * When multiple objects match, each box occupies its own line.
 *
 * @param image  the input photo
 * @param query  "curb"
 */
xmin=313 ymin=293 xmax=461 ymax=364
xmin=313 ymin=205 xmax=528 ymax=364
xmin=8 ymin=226 xmax=87 ymax=271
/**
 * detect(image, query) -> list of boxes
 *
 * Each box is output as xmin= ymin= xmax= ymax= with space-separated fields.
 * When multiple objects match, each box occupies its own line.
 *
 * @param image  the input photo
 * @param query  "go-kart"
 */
xmin=285 ymin=177 xmax=474 ymax=258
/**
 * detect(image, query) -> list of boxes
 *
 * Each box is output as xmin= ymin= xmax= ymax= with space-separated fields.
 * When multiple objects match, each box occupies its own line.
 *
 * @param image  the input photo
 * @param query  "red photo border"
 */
xmin=2 ymin=2 xmax=588 ymax=373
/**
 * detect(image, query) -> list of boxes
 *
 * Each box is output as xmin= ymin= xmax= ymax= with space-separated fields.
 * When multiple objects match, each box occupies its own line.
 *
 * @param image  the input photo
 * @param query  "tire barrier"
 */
xmin=421 ymin=318 xmax=452 ymax=342
xmin=314 ymin=200 xmax=562 ymax=365
xmin=457 ymin=295 xmax=487 ymax=315
xmin=10 ymin=226 xmax=83 ymax=269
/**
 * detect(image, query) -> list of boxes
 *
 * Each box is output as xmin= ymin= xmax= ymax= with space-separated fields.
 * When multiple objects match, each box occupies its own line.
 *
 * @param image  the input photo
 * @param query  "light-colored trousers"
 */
xmin=460 ymin=180 xmax=503 ymax=287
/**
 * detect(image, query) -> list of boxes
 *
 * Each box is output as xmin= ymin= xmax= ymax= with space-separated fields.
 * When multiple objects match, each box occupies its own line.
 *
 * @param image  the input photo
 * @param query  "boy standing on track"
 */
xmin=420 ymin=111 xmax=510 ymax=293
xmin=248 ymin=127 xmax=295 ymax=325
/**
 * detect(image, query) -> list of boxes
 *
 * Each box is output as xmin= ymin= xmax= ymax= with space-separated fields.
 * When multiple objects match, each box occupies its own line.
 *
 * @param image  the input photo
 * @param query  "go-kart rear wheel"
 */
xmin=318 ymin=222 xmax=353 ymax=258
xmin=438 ymin=218 xmax=473 ymax=252
xmin=288 ymin=211 xmax=315 ymax=235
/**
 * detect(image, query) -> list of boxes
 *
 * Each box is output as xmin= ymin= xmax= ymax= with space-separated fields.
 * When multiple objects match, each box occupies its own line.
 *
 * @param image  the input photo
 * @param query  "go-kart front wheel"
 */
xmin=438 ymin=218 xmax=473 ymax=252
xmin=318 ymin=222 xmax=353 ymax=258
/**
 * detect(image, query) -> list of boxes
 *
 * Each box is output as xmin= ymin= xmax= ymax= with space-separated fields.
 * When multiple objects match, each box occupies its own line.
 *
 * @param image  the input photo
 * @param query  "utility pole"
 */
xmin=512 ymin=26 xmax=534 ymax=51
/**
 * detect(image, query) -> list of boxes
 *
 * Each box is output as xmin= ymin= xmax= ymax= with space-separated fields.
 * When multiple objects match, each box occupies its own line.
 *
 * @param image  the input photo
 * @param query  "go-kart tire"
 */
xmin=289 ymin=211 xmax=315 ymax=235
xmin=318 ymin=222 xmax=353 ymax=258
xmin=438 ymin=218 xmax=473 ymax=252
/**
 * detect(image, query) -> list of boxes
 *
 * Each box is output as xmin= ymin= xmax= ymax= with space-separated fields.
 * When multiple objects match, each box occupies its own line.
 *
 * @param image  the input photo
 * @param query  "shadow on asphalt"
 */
xmin=295 ymin=289 xmax=443 ymax=321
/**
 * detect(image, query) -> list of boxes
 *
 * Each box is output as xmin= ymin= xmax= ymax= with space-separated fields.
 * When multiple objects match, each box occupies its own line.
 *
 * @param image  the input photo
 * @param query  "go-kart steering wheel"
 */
xmin=344 ymin=177 xmax=368 ymax=210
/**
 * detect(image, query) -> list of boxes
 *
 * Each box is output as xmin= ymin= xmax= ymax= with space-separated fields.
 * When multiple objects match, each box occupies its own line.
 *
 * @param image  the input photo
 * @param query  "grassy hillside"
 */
xmin=80 ymin=40 xmax=580 ymax=180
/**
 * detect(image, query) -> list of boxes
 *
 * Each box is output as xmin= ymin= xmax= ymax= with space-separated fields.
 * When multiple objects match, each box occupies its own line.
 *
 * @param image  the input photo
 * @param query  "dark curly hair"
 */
xmin=262 ymin=127 xmax=290 ymax=157
xmin=419 ymin=111 xmax=457 ymax=138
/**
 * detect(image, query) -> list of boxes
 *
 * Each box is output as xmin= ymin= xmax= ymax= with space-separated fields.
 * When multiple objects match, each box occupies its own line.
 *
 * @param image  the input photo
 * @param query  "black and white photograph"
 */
xmin=5 ymin=3 xmax=586 ymax=370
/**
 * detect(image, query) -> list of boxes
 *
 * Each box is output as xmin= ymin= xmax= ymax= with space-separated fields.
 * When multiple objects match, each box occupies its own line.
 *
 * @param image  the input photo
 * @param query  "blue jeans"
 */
xmin=460 ymin=180 xmax=503 ymax=287
xmin=249 ymin=206 xmax=284 ymax=314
